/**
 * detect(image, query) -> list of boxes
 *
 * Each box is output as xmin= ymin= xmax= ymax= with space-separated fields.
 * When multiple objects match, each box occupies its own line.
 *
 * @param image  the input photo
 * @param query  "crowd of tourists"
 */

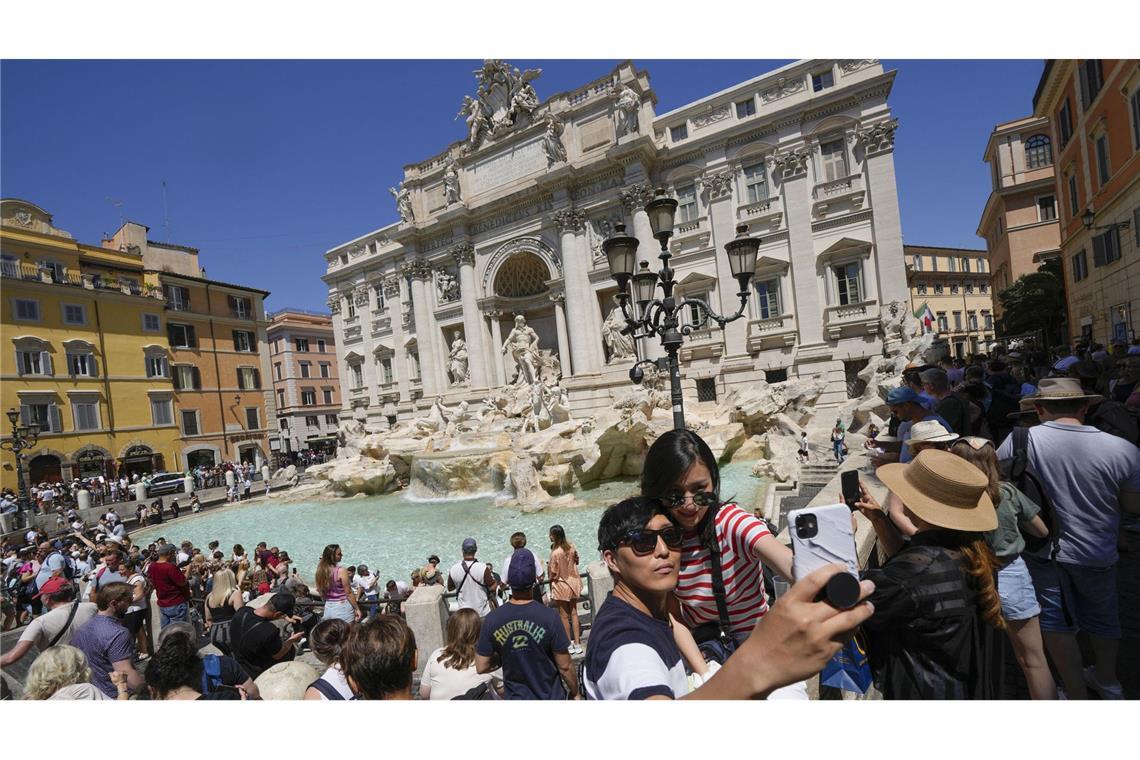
xmin=2 ymin=337 xmax=1137 ymax=701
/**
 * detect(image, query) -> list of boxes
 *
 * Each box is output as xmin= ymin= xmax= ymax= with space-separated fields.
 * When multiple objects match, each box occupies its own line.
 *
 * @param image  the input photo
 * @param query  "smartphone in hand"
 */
xmin=788 ymin=503 xmax=860 ymax=608
xmin=841 ymin=470 xmax=860 ymax=511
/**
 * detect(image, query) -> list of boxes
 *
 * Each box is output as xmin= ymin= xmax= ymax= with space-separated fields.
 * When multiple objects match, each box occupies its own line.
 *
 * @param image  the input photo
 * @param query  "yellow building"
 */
xmin=905 ymin=244 xmax=996 ymax=358
xmin=1 ymin=199 xmax=182 ymax=488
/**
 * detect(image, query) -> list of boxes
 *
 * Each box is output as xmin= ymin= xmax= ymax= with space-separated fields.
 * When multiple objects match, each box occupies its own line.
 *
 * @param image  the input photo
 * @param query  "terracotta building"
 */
xmin=978 ymin=115 xmax=1062 ymax=330
xmin=267 ymin=309 xmax=340 ymax=459
xmin=1033 ymin=59 xmax=1140 ymax=344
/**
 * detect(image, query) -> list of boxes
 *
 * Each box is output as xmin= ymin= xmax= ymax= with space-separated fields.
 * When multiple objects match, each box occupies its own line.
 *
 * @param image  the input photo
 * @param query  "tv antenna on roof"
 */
xmin=106 ymin=197 xmax=125 ymax=245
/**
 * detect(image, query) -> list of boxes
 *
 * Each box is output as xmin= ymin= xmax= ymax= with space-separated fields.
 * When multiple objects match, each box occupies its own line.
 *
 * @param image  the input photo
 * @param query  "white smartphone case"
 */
xmin=788 ymin=502 xmax=859 ymax=582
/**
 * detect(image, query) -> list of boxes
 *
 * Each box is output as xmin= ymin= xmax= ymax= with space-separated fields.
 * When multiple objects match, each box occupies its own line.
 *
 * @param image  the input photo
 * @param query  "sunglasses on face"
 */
xmin=659 ymin=490 xmax=717 ymax=509
xmin=618 ymin=526 xmax=684 ymax=556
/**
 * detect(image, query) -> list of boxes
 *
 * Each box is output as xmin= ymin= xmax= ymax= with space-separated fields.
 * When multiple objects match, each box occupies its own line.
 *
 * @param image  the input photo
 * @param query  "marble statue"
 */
xmin=602 ymin=305 xmax=636 ymax=362
xmin=389 ymin=182 xmax=414 ymax=223
xmin=502 ymin=314 xmax=541 ymax=386
xmin=447 ymin=334 xmax=469 ymax=386
xmin=412 ymin=395 xmax=449 ymax=437
xmin=436 ymin=269 xmax=459 ymax=303
xmin=611 ymin=81 xmax=641 ymax=137
xmin=443 ymin=158 xmax=461 ymax=205
xmin=542 ymin=114 xmax=567 ymax=167
xmin=457 ymin=95 xmax=488 ymax=154
xmin=459 ymin=60 xmax=543 ymax=152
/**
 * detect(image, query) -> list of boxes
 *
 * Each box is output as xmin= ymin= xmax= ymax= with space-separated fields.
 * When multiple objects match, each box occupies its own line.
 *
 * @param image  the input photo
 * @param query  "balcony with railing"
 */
xmin=811 ymin=173 xmax=865 ymax=218
xmin=736 ymin=194 xmax=783 ymax=230
xmin=746 ymin=313 xmax=798 ymax=352
xmin=823 ymin=299 xmax=879 ymax=340
xmin=679 ymin=325 xmax=724 ymax=362
xmin=2 ymin=259 xmax=162 ymax=299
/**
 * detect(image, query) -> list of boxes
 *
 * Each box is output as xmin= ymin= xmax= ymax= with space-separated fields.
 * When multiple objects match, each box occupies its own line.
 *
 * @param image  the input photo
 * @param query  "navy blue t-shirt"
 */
xmin=583 ymin=594 xmax=688 ymax=700
xmin=476 ymin=600 xmax=569 ymax=700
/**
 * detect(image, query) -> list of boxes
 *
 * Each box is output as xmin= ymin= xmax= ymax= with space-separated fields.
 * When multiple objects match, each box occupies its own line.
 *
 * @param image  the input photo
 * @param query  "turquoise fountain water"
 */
xmin=132 ymin=462 xmax=765 ymax=584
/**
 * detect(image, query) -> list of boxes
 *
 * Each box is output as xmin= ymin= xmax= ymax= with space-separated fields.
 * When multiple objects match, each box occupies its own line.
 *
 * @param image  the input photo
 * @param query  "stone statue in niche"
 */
xmin=436 ymin=268 xmax=460 ymax=303
xmin=447 ymin=333 xmax=470 ymax=386
xmin=542 ymin=114 xmax=567 ymax=167
xmin=389 ymin=182 xmax=414 ymax=223
xmin=443 ymin=158 xmax=461 ymax=205
xmin=602 ymin=305 xmax=636 ymax=362
xmin=586 ymin=215 xmax=619 ymax=260
xmin=611 ymin=80 xmax=641 ymax=137
xmin=502 ymin=314 xmax=541 ymax=386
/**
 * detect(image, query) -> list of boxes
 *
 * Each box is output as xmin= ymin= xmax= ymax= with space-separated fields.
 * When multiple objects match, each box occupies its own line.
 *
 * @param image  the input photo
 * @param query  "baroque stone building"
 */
xmin=322 ymin=59 xmax=908 ymax=423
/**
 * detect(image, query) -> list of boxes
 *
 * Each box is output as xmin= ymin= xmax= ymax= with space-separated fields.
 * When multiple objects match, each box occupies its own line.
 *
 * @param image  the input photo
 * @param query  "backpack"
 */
xmin=985 ymin=388 xmax=1019 ymax=443
xmin=998 ymin=426 xmax=1058 ymax=557
xmin=45 ymin=551 xmax=76 ymax=583
xmin=200 ymin=654 xmax=224 ymax=695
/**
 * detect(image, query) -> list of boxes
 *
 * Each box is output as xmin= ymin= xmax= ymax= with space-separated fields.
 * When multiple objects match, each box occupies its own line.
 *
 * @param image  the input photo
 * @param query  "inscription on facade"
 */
xmin=469 ymin=137 xmax=546 ymax=194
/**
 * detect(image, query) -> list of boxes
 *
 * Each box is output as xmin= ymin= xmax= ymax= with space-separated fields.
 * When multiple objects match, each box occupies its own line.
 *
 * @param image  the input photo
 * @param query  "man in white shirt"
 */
xmin=0 ymin=579 xmax=98 ymax=667
xmin=448 ymin=538 xmax=496 ymax=617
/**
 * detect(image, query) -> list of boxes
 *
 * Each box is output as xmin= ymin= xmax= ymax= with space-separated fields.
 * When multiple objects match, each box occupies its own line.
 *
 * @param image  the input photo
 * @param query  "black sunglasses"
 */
xmin=659 ymin=490 xmax=717 ymax=509
xmin=619 ymin=526 xmax=684 ymax=556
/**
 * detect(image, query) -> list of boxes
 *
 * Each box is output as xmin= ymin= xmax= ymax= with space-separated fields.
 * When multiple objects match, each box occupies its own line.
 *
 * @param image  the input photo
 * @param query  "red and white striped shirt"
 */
xmin=674 ymin=502 xmax=770 ymax=637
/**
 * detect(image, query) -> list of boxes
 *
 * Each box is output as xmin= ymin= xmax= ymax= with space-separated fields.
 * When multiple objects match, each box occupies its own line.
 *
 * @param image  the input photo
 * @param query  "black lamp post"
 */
xmin=2 ymin=408 xmax=41 ymax=528
xmin=1082 ymin=207 xmax=1132 ymax=234
xmin=603 ymin=187 xmax=761 ymax=429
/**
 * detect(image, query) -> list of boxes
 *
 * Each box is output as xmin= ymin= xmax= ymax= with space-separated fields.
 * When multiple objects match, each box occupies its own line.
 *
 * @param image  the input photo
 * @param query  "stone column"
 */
xmin=770 ymin=148 xmax=823 ymax=345
xmin=384 ymin=277 xmax=410 ymax=402
xmin=452 ymin=243 xmax=489 ymax=389
xmin=484 ymin=307 xmax=506 ymax=386
xmin=857 ymin=120 xmax=908 ymax=305
xmin=702 ymin=170 xmax=748 ymax=357
xmin=406 ymin=260 xmax=439 ymax=397
xmin=621 ymin=184 xmax=663 ymax=360
xmin=550 ymin=291 xmax=572 ymax=378
xmin=552 ymin=208 xmax=600 ymax=375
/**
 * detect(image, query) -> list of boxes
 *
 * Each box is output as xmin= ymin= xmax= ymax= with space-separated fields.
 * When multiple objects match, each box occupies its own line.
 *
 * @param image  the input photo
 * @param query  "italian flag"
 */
xmin=914 ymin=302 xmax=935 ymax=333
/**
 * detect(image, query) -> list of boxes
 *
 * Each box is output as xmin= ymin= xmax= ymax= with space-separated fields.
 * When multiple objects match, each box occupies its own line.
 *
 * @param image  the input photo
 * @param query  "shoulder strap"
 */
xmin=699 ymin=504 xmax=733 ymax=645
xmin=48 ymin=599 xmax=81 ymax=649
xmin=308 ymin=677 xmax=345 ymax=700
xmin=200 ymin=654 xmax=223 ymax=694
xmin=1010 ymin=425 xmax=1030 ymax=480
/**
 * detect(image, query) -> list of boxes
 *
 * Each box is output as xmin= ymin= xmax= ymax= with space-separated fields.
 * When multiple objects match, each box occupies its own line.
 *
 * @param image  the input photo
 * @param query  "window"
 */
xmin=300 ymin=362 xmax=311 ymax=379
xmin=181 ymin=410 xmax=199 ymax=436
xmin=1132 ymin=89 xmax=1140 ymax=150
xmin=950 ymin=284 xmax=960 ymax=294
xmin=930 ymin=256 xmax=938 ymax=272
xmin=374 ymin=285 xmax=386 ymax=311
xmin=274 ymin=362 xmax=282 ymax=381
xmin=953 ymin=311 xmax=962 ymax=330
xmin=833 ymin=262 xmax=861 ymax=305
xmin=151 ymin=397 xmax=173 ymax=426
xmin=754 ymin=278 xmax=781 ymax=319
xmin=736 ymin=99 xmax=755 ymax=118
xmin=145 ymin=354 xmax=168 ymax=378
xmin=1078 ymin=60 xmax=1104 ymax=108
xmin=980 ymin=283 xmax=989 ymax=294
xmin=912 ymin=254 xmax=923 ymax=271
xmin=934 ymin=284 xmax=945 ymax=295
xmin=231 ymin=330 xmax=255 ymax=352
xmin=742 ymin=162 xmax=768 ymax=204
xmin=228 ymin=295 xmax=252 ymax=319
xmin=62 ymin=304 xmax=86 ymax=325
xmin=167 ymin=323 xmax=196 ymax=349
xmin=305 ymin=415 xmax=319 ymax=428
xmin=323 ymin=388 xmax=333 ymax=404
xmin=142 ymin=313 xmax=161 ymax=332
xmin=237 ymin=367 xmax=261 ymax=390
xmin=1093 ymin=228 xmax=1122 ymax=267
xmin=409 ymin=352 xmax=420 ymax=381
xmin=279 ymin=417 xmax=289 ymax=431
xmin=937 ymin=313 xmax=948 ymax=332
xmin=1037 ymin=195 xmax=1057 ymax=222
xmin=272 ymin=338 xmax=280 ymax=354
xmin=916 ymin=284 xmax=928 ymax=295
xmin=670 ymin=124 xmax=688 ymax=142
xmin=676 ymin=184 xmax=698 ymax=223
xmin=1024 ymin=134 xmax=1052 ymax=168
xmin=325 ymin=414 xmax=339 ymax=426
xmin=968 ymin=311 xmax=978 ymax=330
xmin=164 ymin=284 xmax=191 ymax=311
xmin=984 ymin=312 xmax=993 ymax=330
xmin=695 ymin=378 xmax=718 ymax=403
xmin=1067 ymin=173 xmax=1080 ymax=217
xmin=21 ymin=402 xmax=60 ymax=433
xmin=961 ymin=258 xmax=971 ymax=273
xmin=684 ymin=292 xmax=710 ymax=329
xmin=978 ymin=259 xmax=987 ymax=273
xmin=1059 ymin=98 xmax=1073 ymax=146
xmin=295 ymin=338 xmax=309 ymax=352
xmin=67 ymin=352 xmax=95 ymax=377
xmin=63 ymin=398 xmax=95 ymax=432
xmin=320 ymin=362 xmax=330 ymax=378
xmin=346 ymin=300 xmax=356 ymax=320
xmin=172 ymin=364 xmax=199 ymax=390
xmin=277 ymin=389 xmax=286 ymax=408
xmin=13 ymin=298 xmax=39 ymax=321
xmin=998 ymin=217 xmax=1003 ymax=236
xmin=380 ymin=357 xmax=393 ymax=385
xmin=820 ymin=138 xmax=847 ymax=182
xmin=1095 ymin=134 xmax=1111 ymax=186
xmin=301 ymin=389 xmax=316 ymax=406
xmin=812 ymin=70 xmax=834 ymax=92
xmin=1072 ymin=250 xmax=1089 ymax=282
xmin=947 ymin=257 xmax=956 ymax=272
xmin=350 ymin=363 xmax=363 ymax=388
xmin=244 ymin=407 xmax=260 ymax=429
xmin=965 ymin=284 xmax=974 ymax=294
xmin=317 ymin=339 xmax=327 ymax=353
xmin=764 ymin=369 xmax=788 ymax=383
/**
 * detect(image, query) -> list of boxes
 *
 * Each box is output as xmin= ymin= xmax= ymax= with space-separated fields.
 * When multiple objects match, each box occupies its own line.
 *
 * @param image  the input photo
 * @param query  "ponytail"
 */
xmin=958 ymin=537 xmax=1005 ymax=631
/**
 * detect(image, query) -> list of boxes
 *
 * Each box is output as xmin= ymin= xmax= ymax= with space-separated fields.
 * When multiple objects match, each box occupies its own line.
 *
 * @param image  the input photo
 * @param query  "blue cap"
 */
xmin=507 ymin=548 xmax=537 ymax=588
xmin=462 ymin=537 xmax=477 ymax=554
xmin=886 ymin=386 xmax=920 ymax=405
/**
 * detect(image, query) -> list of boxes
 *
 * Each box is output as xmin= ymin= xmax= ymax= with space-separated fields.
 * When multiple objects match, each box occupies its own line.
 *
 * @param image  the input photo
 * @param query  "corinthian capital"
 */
xmin=451 ymin=242 xmax=476 ymax=267
xmin=856 ymin=118 xmax=899 ymax=155
xmin=769 ymin=147 xmax=812 ymax=179
xmin=552 ymin=207 xmax=587 ymax=234
xmin=699 ymin=170 xmax=735 ymax=201
xmin=382 ymin=277 xmax=402 ymax=298
xmin=403 ymin=258 xmax=434 ymax=281
xmin=327 ymin=293 xmax=341 ymax=314
xmin=619 ymin=183 xmax=655 ymax=211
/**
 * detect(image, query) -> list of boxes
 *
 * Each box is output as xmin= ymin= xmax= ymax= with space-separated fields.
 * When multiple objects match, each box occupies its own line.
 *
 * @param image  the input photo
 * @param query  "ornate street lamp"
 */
xmin=1082 ymin=206 xmax=1132 ymax=234
xmin=603 ymin=187 xmax=761 ymax=429
xmin=1 ymin=408 xmax=41 ymax=528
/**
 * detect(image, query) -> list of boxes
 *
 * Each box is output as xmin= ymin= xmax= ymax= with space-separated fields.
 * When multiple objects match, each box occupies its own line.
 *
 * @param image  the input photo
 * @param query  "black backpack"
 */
xmin=998 ymin=426 xmax=1058 ymax=557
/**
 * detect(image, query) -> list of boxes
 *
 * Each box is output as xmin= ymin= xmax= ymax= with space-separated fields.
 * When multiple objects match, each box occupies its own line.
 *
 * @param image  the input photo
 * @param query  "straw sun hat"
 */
xmin=1033 ymin=377 xmax=1102 ymax=402
xmin=876 ymin=449 xmax=997 ymax=533
xmin=903 ymin=420 xmax=959 ymax=448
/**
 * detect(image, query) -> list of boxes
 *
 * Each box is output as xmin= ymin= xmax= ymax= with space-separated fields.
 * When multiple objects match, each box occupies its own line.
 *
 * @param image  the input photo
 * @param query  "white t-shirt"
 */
xmin=126 ymin=573 xmax=149 ymax=613
xmin=312 ymin=664 xmax=355 ymax=700
xmin=420 ymin=647 xmax=496 ymax=700
xmin=353 ymin=574 xmax=379 ymax=597
xmin=448 ymin=560 xmax=493 ymax=617
xmin=19 ymin=602 xmax=99 ymax=650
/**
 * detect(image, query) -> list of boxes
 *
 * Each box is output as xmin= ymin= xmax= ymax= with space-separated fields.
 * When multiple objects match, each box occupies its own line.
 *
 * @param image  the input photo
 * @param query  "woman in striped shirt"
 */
xmin=642 ymin=431 xmax=795 ymax=675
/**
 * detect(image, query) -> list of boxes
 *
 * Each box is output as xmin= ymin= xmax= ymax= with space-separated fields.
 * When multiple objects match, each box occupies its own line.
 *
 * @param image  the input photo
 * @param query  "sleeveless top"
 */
xmin=208 ymin=592 xmax=236 ymax=623
xmin=324 ymin=565 xmax=347 ymax=601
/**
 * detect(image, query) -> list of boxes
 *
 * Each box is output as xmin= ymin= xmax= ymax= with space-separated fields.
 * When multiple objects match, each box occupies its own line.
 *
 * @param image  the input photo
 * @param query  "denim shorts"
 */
xmin=322 ymin=598 xmax=355 ymax=623
xmin=1022 ymin=555 xmax=1120 ymax=637
xmin=997 ymin=556 xmax=1041 ymax=622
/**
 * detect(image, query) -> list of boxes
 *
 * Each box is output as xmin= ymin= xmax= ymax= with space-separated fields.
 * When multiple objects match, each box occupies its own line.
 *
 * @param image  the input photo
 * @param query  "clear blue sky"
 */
xmin=1 ymin=59 xmax=1046 ymax=312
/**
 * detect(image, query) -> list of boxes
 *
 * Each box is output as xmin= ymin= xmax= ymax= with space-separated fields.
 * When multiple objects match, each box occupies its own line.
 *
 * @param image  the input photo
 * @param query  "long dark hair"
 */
xmin=316 ymin=544 xmax=340 ymax=596
xmin=641 ymin=430 xmax=721 ymax=542
xmin=145 ymin=631 xmax=200 ymax=698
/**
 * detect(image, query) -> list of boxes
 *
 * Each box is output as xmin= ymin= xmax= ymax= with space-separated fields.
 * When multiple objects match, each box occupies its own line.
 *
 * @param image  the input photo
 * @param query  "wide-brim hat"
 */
xmin=1032 ymin=377 xmax=1102 ymax=403
xmin=1007 ymin=396 xmax=1040 ymax=420
xmin=904 ymin=420 xmax=959 ymax=448
xmin=876 ymin=449 xmax=997 ymax=532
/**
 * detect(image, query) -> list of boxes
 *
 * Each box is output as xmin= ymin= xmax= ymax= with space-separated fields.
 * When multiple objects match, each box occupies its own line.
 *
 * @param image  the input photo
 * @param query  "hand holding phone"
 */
xmin=788 ymin=503 xmax=861 ymax=608
xmin=841 ymin=470 xmax=860 ymax=511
